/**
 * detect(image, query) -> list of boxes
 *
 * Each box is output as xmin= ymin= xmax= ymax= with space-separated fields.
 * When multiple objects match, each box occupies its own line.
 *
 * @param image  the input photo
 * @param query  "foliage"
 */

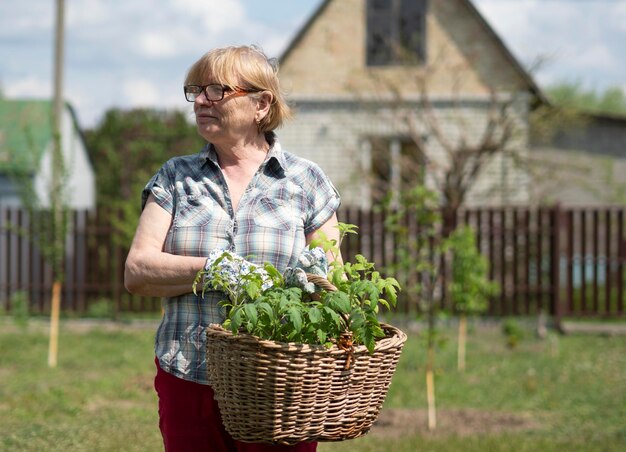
xmin=545 ymin=81 xmax=626 ymax=116
xmin=448 ymin=225 xmax=499 ymax=315
xmin=84 ymin=108 xmax=203 ymax=246
xmin=502 ymin=318 xmax=524 ymax=349
xmin=2 ymin=104 xmax=70 ymax=282
xmin=10 ymin=291 xmax=30 ymax=329
xmin=194 ymin=223 xmax=400 ymax=353
xmin=85 ymin=298 xmax=115 ymax=319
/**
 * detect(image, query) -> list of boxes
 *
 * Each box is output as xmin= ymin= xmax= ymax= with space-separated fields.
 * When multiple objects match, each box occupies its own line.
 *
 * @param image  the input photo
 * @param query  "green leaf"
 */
xmin=243 ymin=303 xmax=258 ymax=327
xmin=308 ymin=306 xmax=322 ymax=323
xmin=327 ymin=292 xmax=351 ymax=314
xmin=230 ymin=308 xmax=243 ymax=333
xmin=256 ymin=301 xmax=274 ymax=320
xmin=287 ymin=306 xmax=303 ymax=333
xmin=245 ymin=280 xmax=261 ymax=300
xmin=322 ymin=306 xmax=343 ymax=328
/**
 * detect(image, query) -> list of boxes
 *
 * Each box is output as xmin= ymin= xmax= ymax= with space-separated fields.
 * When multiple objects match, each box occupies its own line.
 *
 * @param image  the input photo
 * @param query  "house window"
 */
xmin=366 ymin=0 xmax=428 ymax=66
xmin=366 ymin=136 xmax=424 ymax=206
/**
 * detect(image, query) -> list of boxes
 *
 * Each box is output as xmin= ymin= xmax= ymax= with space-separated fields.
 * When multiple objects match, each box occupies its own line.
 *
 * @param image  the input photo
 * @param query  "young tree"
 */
xmin=447 ymin=225 xmax=499 ymax=371
xmin=48 ymin=0 xmax=66 ymax=368
xmin=382 ymin=184 xmax=450 ymax=431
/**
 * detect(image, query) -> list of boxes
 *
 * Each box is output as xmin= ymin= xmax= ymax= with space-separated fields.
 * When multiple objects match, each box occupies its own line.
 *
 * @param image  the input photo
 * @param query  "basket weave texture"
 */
xmin=205 ymin=322 xmax=407 ymax=445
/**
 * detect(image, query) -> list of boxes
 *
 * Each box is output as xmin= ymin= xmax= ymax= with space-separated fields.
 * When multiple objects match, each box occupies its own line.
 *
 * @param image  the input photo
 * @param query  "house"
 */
xmin=0 ymin=99 xmax=95 ymax=210
xmin=276 ymin=0 xmax=546 ymax=209
xmin=529 ymin=110 xmax=626 ymax=205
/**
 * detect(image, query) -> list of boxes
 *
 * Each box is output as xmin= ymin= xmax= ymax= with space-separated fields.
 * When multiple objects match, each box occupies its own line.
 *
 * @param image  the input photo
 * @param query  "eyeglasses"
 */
xmin=183 ymin=84 xmax=257 ymax=102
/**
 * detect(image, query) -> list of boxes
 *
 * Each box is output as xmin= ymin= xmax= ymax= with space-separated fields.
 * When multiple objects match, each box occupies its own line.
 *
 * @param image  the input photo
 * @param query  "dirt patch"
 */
xmin=371 ymin=408 xmax=540 ymax=438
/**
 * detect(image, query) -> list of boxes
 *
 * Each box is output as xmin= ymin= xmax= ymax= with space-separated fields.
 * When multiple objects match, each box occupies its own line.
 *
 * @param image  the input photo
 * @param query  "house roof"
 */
xmin=0 ymin=99 xmax=53 ymax=175
xmin=0 ymin=98 xmax=91 ymax=176
xmin=279 ymin=0 xmax=549 ymax=105
xmin=460 ymin=0 xmax=547 ymax=104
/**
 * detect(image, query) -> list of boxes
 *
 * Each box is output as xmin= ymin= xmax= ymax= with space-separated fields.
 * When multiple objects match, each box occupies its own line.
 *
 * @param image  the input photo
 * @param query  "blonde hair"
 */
xmin=185 ymin=45 xmax=292 ymax=132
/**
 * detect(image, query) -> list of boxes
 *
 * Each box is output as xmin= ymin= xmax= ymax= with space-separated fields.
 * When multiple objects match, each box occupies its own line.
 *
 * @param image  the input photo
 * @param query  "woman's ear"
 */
xmin=255 ymin=91 xmax=273 ymax=122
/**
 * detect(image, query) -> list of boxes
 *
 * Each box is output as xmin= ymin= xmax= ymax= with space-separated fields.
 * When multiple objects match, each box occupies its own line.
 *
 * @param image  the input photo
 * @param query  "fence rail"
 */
xmin=1 ymin=205 xmax=625 ymax=318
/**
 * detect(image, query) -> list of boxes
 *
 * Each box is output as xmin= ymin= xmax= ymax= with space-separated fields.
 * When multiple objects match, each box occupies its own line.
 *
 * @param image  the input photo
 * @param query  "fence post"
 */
xmin=551 ymin=204 xmax=565 ymax=332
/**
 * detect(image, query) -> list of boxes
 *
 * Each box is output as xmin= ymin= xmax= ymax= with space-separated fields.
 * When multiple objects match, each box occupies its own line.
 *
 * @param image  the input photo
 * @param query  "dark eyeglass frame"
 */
xmin=183 ymin=84 xmax=258 ymax=102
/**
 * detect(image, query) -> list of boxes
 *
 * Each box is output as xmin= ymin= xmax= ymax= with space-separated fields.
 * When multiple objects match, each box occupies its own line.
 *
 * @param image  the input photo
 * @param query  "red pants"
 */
xmin=154 ymin=358 xmax=317 ymax=452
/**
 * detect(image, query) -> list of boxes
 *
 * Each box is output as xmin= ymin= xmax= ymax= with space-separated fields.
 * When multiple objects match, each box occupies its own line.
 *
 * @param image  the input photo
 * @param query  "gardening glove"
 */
xmin=283 ymin=267 xmax=316 ymax=294
xmin=296 ymin=247 xmax=329 ymax=276
xmin=203 ymin=249 xmax=274 ymax=293
xmin=283 ymin=247 xmax=329 ymax=294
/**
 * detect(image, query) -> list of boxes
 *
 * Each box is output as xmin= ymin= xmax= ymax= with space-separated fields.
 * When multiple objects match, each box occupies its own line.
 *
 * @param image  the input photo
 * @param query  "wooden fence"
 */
xmin=1 ymin=205 xmax=625 ymax=318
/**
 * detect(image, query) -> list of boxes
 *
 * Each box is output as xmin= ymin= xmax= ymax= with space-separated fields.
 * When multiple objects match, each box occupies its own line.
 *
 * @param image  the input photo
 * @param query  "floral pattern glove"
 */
xmin=283 ymin=247 xmax=329 ymax=294
xmin=203 ymin=249 xmax=274 ymax=301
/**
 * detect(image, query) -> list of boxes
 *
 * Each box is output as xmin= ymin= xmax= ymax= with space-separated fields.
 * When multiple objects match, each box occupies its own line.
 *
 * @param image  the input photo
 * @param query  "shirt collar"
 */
xmin=199 ymin=131 xmax=287 ymax=174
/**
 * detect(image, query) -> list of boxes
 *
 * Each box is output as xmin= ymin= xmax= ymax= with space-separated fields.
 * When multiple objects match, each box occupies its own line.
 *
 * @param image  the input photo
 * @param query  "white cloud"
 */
xmin=190 ymin=0 xmax=247 ymax=34
xmin=473 ymin=0 xmax=625 ymax=91
xmin=122 ymin=79 xmax=160 ymax=106
xmin=0 ymin=0 xmax=52 ymax=36
xmin=136 ymin=32 xmax=180 ymax=58
xmin=569 ymin=44 xmax=616 ymax=72
xmin=66 ymin=0 xmax=112 ymax=28
xmin=4 ymin=76 xmax=51 ymax=99
xmin=610 ymin=2 xmax=626 ymax=33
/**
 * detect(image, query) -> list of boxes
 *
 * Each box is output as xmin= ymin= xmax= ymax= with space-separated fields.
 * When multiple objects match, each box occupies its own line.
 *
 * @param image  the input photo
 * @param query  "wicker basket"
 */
xmin=205 ymin=322 xmax=407 ymax=445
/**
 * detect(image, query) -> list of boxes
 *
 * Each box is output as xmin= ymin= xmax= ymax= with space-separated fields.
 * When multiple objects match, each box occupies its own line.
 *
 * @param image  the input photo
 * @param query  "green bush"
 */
xmin=10 ymin=291 xmax=30 ymax=328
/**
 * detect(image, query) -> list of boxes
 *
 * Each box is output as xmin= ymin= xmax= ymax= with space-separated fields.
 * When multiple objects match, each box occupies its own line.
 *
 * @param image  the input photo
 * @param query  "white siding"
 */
xmin=278 ymin=96 xmax=530 ymax=208
xmin=34 ymin=106 xmax=95 ymax=209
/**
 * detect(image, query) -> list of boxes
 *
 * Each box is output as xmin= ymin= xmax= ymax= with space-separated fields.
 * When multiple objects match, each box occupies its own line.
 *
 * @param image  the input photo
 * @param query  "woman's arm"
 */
xmin=124 ymin=194 xmax=206 ymax=297
xmin=306 ymin=212 xmax=344 ymax=265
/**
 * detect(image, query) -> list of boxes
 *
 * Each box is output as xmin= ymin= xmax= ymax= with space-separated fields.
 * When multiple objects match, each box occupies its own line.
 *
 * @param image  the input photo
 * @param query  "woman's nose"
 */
xmin=194 ymin=91 xmax=213 ymax=106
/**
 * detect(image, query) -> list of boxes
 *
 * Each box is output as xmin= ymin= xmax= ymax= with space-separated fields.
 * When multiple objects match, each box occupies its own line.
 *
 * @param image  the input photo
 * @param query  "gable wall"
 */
xmin=278 ymin=0 xmax=533 ymax=208
xmin=280 ymin=0 xmax=529 ymax=98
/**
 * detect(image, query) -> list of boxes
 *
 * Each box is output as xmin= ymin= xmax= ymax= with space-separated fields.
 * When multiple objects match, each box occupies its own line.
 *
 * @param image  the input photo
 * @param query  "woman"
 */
xmin=124 ymin=45 xmax=341 ymax=451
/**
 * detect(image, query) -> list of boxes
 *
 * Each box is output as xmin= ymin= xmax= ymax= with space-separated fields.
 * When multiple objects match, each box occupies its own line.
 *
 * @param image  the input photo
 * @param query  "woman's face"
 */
xmin=193 ymin=80 xmax=259 ymax=144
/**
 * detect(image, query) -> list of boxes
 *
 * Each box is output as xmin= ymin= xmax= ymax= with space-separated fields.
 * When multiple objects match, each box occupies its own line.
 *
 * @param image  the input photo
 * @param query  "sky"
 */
xmin=1 ymin=0 xmax=625 ymax=129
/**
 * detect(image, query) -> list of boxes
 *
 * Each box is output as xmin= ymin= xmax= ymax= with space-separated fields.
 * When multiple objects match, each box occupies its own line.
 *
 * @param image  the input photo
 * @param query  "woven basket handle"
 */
xmin=305 ymin=273 xmax=337 ymax=292
xmin=305 ymin=273 xmax=354 ymax=368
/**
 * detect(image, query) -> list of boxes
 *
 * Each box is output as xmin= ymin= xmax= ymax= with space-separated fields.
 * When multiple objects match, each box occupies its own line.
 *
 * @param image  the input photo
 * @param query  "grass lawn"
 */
xmin=1 ymin=317 xmax=625 ymax=451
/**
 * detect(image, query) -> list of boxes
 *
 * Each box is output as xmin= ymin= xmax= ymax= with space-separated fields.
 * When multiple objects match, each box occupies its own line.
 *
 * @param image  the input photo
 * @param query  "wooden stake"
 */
xmin=48 ymin=280 xmax=61 ymax=368
xmin=458 ymin=313 xmax=467 ymax=372
xmin=426 ymin=347 xmax=437 ymax=430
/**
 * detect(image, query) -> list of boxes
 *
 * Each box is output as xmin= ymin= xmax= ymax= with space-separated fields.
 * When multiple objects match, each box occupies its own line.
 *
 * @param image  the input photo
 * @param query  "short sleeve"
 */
xmin=303 ymin=165 xmax=341 ymax=235
xmin=142 ymin=163 xmax=175 ymax=214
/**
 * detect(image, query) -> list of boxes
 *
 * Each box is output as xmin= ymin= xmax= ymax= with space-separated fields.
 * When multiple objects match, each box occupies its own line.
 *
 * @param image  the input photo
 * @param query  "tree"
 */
xmin=357 ymin=65 xmax=529 ymax=233
xmin=545 ymin=81 xmax=626 ymax=116
xmin=84 ymin=108 xmax=203 ymax=245
xmin=447 ymin=225 xmax=499 ymax=371
xmin=382 ymin=184 xmax=453 ymax=431
xmin=49 ymin=0 xmax=66 ymax=368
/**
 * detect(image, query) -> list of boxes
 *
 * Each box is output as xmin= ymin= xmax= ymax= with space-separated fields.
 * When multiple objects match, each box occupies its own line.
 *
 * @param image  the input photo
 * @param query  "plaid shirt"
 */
xmin=142 ymin=133 xmax=340 ymax=384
